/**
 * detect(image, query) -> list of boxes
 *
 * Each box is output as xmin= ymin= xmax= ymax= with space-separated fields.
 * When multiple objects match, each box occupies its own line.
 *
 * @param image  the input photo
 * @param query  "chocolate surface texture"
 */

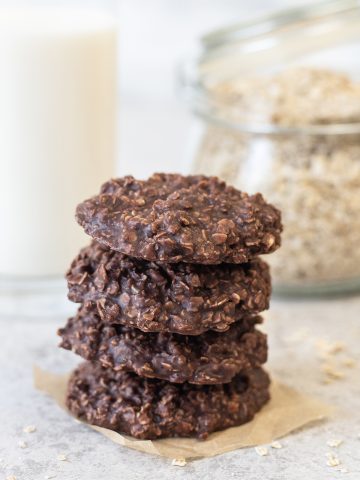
xmin=59 ymin=304 xmax=267 ymax=384
xmin=66 ymin=241 xmax=271 ymax=335
xmin=76 ymin=174 xmax=282 ymax=265
xmin=61 ymin=173 xmax=278 ymax=440
xmin=66 ymin=361 xmax=270 ymax=440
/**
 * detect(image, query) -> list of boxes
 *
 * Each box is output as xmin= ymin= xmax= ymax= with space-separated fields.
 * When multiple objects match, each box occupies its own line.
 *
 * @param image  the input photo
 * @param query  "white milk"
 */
xmin=0 ymin=7 xmax=117 ymax=277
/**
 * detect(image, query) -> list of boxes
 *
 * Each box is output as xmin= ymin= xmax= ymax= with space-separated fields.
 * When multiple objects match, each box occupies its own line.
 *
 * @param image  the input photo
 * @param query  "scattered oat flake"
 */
xmin=321 ymin=377 xmax=334 ymax=385
xmin=285 ymin=328 xmax=311 ymax=343
xmin=328 ymin=342 xmax=345 ymax=354
xmin=6 ymin=476 xmax=17 ymax=480
xmin=326 ymin=452 xmax=341 ymax=467
xmin=271 ymin=441 xmax=283 ymax=449
xmin=57 ymin=453 xmax=67 ymax=461
xmin=342 ymin=357 xmax=356 ymax=368
xmin=322 ymin=363 xmax=345 ymax=379
xmin=255 ymin=446 xmax=268 ymax=456
xmin=339 ymin=467 xmax=349 ymax=473
xmin=316 ymin=340 xmax=345 ymax=355
xmin=44 ymin=474 xmax=57 ymax=479
xmin=327 ymin=438 xmax=343 ymax=448
xmin=171 ymin=458 xmax=186 ymax=467
xmin=23 ymin=424 xmax=36 ymax=433
xmin=18 ymin=440 xmax=28 ymax=449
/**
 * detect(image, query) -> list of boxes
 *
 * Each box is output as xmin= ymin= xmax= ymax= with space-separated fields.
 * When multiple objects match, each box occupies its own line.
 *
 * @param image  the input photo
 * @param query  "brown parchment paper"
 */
xmin=33 ymin=366 xmax=333 ymax=459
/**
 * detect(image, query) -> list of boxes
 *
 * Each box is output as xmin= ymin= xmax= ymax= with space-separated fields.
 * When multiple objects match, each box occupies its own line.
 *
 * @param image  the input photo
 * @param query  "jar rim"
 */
xmin=201 ymin=0 xmax=359 ymax=51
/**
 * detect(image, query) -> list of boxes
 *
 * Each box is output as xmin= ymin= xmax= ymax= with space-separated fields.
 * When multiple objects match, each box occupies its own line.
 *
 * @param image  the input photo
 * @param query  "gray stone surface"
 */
xmin=1 ymin=294 xmax=360 ymax=480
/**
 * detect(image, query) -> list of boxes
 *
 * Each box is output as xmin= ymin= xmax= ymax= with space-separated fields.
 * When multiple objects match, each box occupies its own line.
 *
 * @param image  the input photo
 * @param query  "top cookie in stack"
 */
xmin=60 ymin=173 xmax=282 ymax=440
xmin=76 ymin=173 xmax=281 ymax=265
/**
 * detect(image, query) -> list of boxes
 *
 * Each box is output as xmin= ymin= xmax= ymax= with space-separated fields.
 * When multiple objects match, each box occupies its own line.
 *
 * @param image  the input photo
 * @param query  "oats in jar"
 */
xmin=194 ymin=68 xmax=360 ymax=290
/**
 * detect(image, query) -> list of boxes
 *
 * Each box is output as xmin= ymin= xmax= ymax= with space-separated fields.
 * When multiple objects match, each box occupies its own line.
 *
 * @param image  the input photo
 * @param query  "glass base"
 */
xmin=0 ymin=275 xmax=76 ymax=318
xmin=273 ymin=276 xmax=360 ymax=298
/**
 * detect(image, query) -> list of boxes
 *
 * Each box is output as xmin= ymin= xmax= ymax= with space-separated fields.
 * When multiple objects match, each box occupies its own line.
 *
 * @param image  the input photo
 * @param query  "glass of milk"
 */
xmin=0 ymin=1 xmax=118 ymax=316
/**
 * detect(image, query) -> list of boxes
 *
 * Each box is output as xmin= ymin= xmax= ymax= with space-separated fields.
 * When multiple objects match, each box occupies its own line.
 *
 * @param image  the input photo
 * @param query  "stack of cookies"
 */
xmin=58 ymin=174 xmax=282 ymax=440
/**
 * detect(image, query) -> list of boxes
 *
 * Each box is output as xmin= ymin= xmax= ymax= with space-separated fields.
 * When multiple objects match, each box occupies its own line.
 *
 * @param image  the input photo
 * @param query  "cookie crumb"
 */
xmin=171 ymin=458 xmax=186 ymax=467
xmin=271 ymin=441 xmax=283 ymax=449
xmin=327 ymin=438 xmax=343 ymax=448
xmin=18 ymin=440 xmax=28 ymax=449
xmin=57 ymin=453 xmax=67 ymax=462
xmin=6 ymin=476 xmax=17 ymax=480
xmin=326 ymin=452 xmax=341 ymax=467
xmin=23 ymin=425 xmax=36 ymax=433
xmin=255 ymin=446 xmax=268 ymax=456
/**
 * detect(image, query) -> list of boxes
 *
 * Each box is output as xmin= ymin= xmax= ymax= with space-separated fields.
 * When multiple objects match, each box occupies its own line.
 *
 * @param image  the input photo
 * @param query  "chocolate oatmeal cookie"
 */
xmin=66 ymin=241 xmax=271 ymax=335
xmin=66 ymin=362 xmax=270 ymax=439
xmin=75 ymin=174 xmax=282 ymax=264
xmin=58 ymin=304 xmax=267 ymax=384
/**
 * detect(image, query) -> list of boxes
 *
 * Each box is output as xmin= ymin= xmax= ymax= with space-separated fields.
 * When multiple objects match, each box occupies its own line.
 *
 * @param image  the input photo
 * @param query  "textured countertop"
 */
xmin=1 ymin=293 xmax=360 ymax=480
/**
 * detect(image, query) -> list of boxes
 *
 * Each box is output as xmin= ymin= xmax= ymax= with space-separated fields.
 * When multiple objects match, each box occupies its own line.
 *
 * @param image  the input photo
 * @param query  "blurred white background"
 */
xmin=118 ymin=0 xmax=315 ymax=178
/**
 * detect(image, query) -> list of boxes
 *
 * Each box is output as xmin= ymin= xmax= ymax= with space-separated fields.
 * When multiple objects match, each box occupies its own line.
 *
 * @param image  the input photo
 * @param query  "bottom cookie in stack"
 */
xmin=66 ymin=361 xmax=270 ymax=440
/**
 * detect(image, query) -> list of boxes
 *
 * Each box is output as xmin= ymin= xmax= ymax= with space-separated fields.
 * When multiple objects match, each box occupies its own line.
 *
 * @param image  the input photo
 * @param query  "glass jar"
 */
xmin=181 ymin=0 xmax=360 ymax=296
